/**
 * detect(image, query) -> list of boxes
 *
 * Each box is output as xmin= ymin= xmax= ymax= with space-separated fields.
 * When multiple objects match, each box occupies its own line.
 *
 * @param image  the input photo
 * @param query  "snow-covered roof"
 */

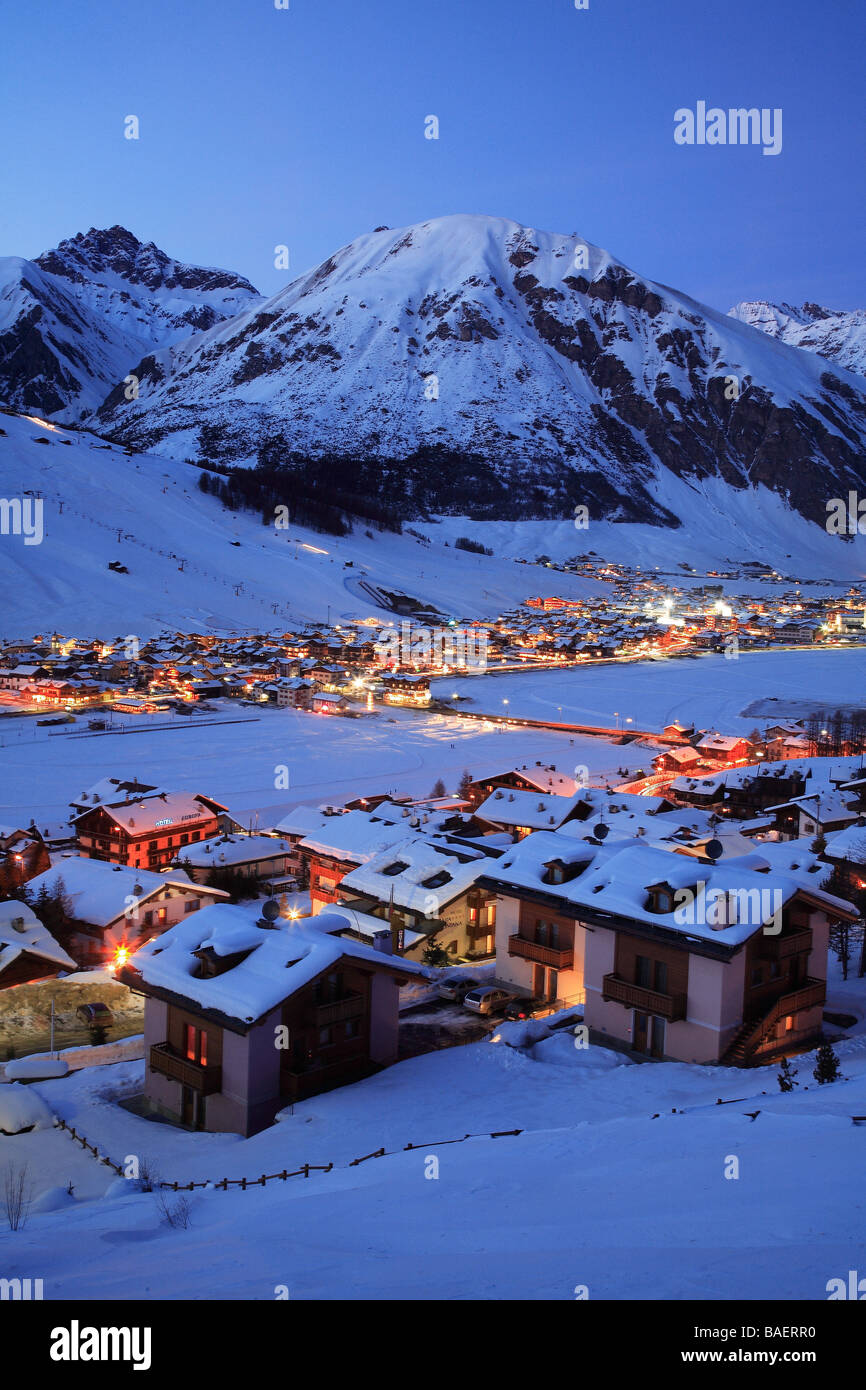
xmin=127 ymin=905 xmax=421 ymax=1025
xmin=480 ymin=834 xmax=854 ymax=946
xmin=177 ymin=834 xmax=291 ymax=868
xmin=340 ymin=835 xmax=495 ymax=915
xmin=476 ymin=787 xmax=582 ymax=830
xmin=300 ymin=809 xmax=413 ymax=864
xmin=0 ymin=899 xmax=75 ymax=973
xmin=27 ymin=858 xmax=227 ymax=927
xmin=824 ymin=823 xmax=866 ymax=866
xmin=83 ymin=792 xmax=221 ymax=834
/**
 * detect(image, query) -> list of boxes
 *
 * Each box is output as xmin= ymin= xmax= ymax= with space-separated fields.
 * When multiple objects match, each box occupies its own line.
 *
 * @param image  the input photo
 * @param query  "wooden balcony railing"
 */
xmin=306 ymin=992 xmax=364 ymax=1027
xmin=149 ymin=1042 xmax=222 ymax=1095
xmin=757 ymin=927 xmax=812 ymax=961
xmin=508 ymin=935 xmax=574 ymax=970
xmin=601 ymin=973 xmax=687 ymax=1022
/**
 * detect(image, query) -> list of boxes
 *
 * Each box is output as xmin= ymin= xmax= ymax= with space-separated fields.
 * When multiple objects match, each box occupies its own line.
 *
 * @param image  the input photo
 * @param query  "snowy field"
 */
xmin=435 ymin=647 xmax=866 ymax=734
xmin=2 ymin=1020 xmax=865 ymax=1300
xmin=0 ymin=704 xmax=651 ymax=827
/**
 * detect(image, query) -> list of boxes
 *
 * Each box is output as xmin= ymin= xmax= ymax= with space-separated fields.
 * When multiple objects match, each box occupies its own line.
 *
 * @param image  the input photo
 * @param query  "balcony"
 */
xmin=306 ymin=992 xmax=364 ymax=1027
xmin=757 ymin=927 xmax=812 ymax=961
xmin=601 ymin=973 xmax=687 ymax=1022
xmin=508 ymin=934 xmax=574 ymax=970
xmin=149 ymin=1042 xmax=222 ymax=1094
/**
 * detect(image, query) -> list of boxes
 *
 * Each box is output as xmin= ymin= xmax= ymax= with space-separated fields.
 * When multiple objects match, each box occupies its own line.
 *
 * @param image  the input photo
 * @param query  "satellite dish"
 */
xmin=261 ymin=899 xmax=280 ymax=922
xmin=705 ymin=839 xmax=724 ymax=861
xmin=595 ymin=823 xmax=610 ymax=840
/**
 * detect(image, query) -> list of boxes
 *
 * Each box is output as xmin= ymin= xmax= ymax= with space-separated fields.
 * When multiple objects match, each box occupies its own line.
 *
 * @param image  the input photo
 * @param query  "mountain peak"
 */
xmin=35 ymin=226 xmax=259 ymax=297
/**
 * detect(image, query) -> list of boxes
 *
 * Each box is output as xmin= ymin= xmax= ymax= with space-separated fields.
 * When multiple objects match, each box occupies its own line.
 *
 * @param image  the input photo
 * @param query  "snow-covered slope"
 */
xmin=729 ymin=299 xmax=866 ymax=377
xmin=0 ymin=411 xmax=606 ymax=637
xmin=95 ymin=214 xmax=866 ymax=528
xmin=10 ymin=1022 xmax=866 ymax=1301
xmin=1 ymin=408 xmax=864 ymax=641
xmin=0 ymin=227 xmax=262 ymax=419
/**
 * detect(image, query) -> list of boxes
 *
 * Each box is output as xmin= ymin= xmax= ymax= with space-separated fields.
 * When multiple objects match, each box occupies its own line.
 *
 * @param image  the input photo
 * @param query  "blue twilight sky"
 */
xmin=0 ymin=0 xmax=863 ymax=312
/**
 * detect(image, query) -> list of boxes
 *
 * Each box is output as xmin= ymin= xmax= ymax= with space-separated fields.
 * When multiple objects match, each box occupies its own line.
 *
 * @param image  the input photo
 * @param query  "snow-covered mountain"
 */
xmin=93 ymin=214 xmax=866 ymax=529
xmin=729 ymin=299 xmax=866 ymax=377
xmin=0 ymin=226 xmax=262 ymax=419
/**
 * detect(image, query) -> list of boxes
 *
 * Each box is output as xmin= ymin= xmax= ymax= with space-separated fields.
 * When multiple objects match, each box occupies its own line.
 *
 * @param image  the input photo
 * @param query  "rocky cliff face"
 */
xmin=0 ymin=226 xmax=261 ymax=419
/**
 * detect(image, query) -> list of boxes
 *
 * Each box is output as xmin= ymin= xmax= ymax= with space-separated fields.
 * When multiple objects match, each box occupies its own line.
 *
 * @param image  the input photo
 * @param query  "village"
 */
xmin=0 ymin=573 xmax=864 ymax=720
xmin=1 ymin=697 xmax=864 ymax=1140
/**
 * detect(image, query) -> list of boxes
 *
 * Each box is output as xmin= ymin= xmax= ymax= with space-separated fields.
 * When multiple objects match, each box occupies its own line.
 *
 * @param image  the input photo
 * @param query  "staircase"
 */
xmin=721 ymin=979 xmax=826 ymax=1067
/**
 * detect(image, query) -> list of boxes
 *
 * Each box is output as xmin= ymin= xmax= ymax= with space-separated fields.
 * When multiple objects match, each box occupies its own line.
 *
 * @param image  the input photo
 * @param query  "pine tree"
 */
xmin=457 ymin=769 xmax=473 ymax=799
xmin=813 ymin=1041 xmax=841 ymax=1085
xmin=777 ymin=1057 xmax=798 ymax=1092
xmin=430 ymin=778 xmax=447 ymax=798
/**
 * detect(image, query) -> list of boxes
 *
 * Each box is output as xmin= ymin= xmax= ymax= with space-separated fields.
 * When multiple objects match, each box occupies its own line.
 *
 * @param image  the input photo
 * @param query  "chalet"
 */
xmin=695 ymin=733 xmax=754 ymax=766
xmin=382 ymin=674 xmax=431 ymax=707
xmin=270 ymin=806 xmax=335 ymax=886
xmin=478 ymin=835 xmax=855 ymax=1065
xmin=765 ymin=791 xmax=860 ymax=842
xmin=69 ymin=776 xmax=164 ymax=819
xmin=74 ymin=791 xmax=226 ymax=868
xmin=464 ymin=765 xmax=582 ymax=809
xmin=277 ymin=677 xmax=313 ymax=709
xmin=823 ymin=824 xmax=866 ymax=899
xmin=26 ymin=859 xmax=229 ymax=969
xmin=661 ymin=720 xmax=695 ymax=740
xmin=175 ymin=834 xmax=295 ymax=886
xmin=311 ymin=691 xmax=351 ymax=715
xmin=653 ymin=746 xmax=702 ymax=775
xmin=475 ymin=788 xmax=587 ymax=839
xmin=120 ymin=907 xmax=420 ymax=1134
xmin=301 ymin=809 xmax=412 ymax=911
xmin=0 ymin=832 xmax=51 ymax=895
xmin=0 ymin=899 xmax=75 ymax=989
xmin=337 ymin=835 xmax=502 ymax=959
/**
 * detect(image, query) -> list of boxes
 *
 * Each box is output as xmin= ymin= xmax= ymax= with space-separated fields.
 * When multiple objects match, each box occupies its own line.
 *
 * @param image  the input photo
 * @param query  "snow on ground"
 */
xmin=0 ymin=412 xmax=601 ymax=639
xmin=436 ymin=647 xmax=866 ymax=734
xmin=2 ymin=1019 xmax=866 ymax=1300
xmin=0 ymin=703 xmax=647 ymax=826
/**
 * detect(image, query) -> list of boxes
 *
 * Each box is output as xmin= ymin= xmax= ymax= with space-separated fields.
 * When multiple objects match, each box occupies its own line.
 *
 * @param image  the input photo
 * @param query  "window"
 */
xmin=180 ymin=833 xmax=189 ymax=846
xmin=184 ymin=1025 xmax=208 ymax=1066
xmin=144 ymin=910 xmax=153 ymax=927
xmin=486 ymin=902 xmax=496 ymax=927
xmin=148 ymin=840 xmax=157 ymax=851
xmin=184 ymin=899 xmax=199 ymax=913
xmin=345 ymin=1018 xmax=360 ymax=1040
xmin=784 ymin=1014 xmax=794 ymax=1032
xmin=319 ymin=1026 xmax=333 ymax=1047
xmin=751 ymin=966 xmax=763 ymax=987
xmin=635 ymin=955 xmax=652 ymax=988
xmin=157 ymin=907 xmax=167 ymax=925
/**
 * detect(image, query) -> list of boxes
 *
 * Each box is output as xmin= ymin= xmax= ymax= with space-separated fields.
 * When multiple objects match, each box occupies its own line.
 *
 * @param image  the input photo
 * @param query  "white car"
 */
xmin=462 ymin=986 xmax=517 ymax=1016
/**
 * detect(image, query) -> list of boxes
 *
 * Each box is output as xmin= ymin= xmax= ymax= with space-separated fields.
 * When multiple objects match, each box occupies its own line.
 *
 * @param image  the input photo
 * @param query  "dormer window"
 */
xmin=646 ymin=881 xmax=675 ymax=914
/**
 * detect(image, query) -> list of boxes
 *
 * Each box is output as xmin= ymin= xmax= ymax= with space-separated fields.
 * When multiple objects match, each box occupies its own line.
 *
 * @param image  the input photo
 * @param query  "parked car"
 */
xmin=503 ymin=996 xmax=544 ymax=1021
xmin=437 ymin=976 xmax=478 ymax=1003
xmin=463 ymin=986 xmax=517 ymax=1016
